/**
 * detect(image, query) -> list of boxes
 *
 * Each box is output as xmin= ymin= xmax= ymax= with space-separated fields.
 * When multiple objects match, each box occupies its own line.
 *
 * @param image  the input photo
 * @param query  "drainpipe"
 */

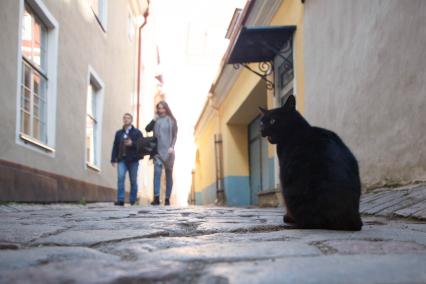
xmin=136 ymin=1 xmax=150 ymax=128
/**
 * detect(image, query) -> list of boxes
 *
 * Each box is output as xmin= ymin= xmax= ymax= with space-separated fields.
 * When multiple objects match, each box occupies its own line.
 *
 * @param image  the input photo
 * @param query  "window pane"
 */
xmin=33 ymin=118 xmax=41 ymax=140
xmin=24 ymin=64 xmax=31 ymax=88
xmin=21 ymin=111 xmax=31 ymax=135
xmin=33 ymin=20 xmax=41 ymax=66
xmin=33 ymin=74 xmax=40 ymax=95
xmin=33 ymin=72 xmax=46 ymax=104
xmin=87 ymin=84 xmax=95 ymax=116
xmin=33 ymin=102 xmax=40 ymax=119
xmin=23 ymin=88 xmax=31 ymax=111
xmin=22 ymin=8 xmax=33 ymax=59
xmin=91 ymin=86 xmax=97 ymax=117
xmin=86 ymin=116 xmax=95 ymax=164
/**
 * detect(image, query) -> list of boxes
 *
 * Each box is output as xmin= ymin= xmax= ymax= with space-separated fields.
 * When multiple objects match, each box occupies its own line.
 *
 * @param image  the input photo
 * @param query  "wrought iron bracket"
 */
xmin=233 ymin=61 xmax=275 ymax=90
xmin=260 ymin=38 xmax=293 ymax=70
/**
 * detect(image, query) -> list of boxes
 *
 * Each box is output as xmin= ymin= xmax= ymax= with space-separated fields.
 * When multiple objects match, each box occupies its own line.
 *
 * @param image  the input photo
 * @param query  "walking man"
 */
xmin=111 ymin=113 xmax=143 ymax=206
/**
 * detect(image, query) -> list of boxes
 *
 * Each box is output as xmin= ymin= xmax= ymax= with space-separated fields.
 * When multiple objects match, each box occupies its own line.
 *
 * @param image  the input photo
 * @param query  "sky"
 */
xmin=152 ymin=0 xmax=246 ymax=205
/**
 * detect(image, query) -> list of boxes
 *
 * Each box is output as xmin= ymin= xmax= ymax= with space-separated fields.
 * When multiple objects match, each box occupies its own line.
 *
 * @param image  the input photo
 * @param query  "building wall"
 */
xmin=0 ymin=0 xmax=143 ymax=201
xmin=194 ymin=112 xmax=220 ymax=205
xmin=193 ymin=0 xmax=304 ymax=206
xmin=304 ymin=0 xmax=426 ymax=189
xmin=220 ymin=71 xmax=259 ymax=177
xmin=137 ymin=8 xmax=159 ymax=204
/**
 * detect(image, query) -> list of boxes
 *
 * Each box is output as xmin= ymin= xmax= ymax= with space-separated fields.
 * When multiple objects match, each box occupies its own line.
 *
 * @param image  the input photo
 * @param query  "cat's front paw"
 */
xmin=283 ymin=214 xmax=295 ymax=224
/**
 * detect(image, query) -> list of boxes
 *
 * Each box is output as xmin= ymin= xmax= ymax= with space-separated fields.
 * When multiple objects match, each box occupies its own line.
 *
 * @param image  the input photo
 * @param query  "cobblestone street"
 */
xmin=1 ymin=185 xmax=426 ymax=283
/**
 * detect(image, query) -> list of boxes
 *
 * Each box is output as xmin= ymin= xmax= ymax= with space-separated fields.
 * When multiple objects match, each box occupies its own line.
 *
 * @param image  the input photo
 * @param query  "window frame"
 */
xmin=89 ymin=0 xmax=108 ymax=32
xmin=16 ymin=0 xmax=59 ymax=155
xmin=85 ymin=66 xmax=104 ymax=172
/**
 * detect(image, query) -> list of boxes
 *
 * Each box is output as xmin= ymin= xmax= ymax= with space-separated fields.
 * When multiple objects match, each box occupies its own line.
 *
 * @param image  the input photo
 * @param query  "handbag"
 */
xmin=136 ymin=136 xmax=158 ymax=159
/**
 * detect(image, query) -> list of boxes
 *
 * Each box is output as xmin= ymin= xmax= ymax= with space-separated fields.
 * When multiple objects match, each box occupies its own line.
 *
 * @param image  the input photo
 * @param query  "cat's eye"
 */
xmin=270 ymin=119 xmax=275 ymax=125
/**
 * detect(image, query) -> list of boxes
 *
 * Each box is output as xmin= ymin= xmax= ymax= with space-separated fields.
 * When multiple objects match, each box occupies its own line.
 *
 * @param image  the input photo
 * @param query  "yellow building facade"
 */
xmin=193 ymin=0 xmax=305 ymax=206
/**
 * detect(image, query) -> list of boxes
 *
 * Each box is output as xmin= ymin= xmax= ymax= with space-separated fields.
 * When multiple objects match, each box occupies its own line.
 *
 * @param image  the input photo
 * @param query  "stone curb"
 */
xmin=360 ymin=183 xmax=426 ymax=220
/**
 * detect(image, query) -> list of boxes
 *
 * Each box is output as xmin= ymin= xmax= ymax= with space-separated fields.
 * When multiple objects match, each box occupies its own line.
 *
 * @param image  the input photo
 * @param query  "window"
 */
xmin=17 ymin=0 xmax=58 ymax=153
xmin=280 ymin=89 xmax=294 ymax=106
xmin=85 ymin=68 xmax=104 ymax=171
xmin=274 ymin=37 xmax=295 ymax=107
xmin=278 ymin=59 xmax=294 ymax=91
xmin=20 ymin=5 xmax=48 ymax=144
xmin=89 ymin=0 xmax=107 ymax=31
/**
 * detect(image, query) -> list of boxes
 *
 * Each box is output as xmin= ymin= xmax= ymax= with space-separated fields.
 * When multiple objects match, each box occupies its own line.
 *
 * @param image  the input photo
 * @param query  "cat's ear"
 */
xmin=283 ymin=95 xmax=296 ymax=110
xmin=258 ymin=106 xmax=267 ymax=114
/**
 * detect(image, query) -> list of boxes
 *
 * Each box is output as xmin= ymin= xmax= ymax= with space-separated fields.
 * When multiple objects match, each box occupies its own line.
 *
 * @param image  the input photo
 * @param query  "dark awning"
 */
xmin=227 ymin=26 xmax=296 ymax=64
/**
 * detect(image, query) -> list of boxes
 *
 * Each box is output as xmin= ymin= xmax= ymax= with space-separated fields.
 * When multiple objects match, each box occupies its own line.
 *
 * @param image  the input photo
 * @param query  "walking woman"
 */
xmin=146 ymin=101 xmax=178 ymax=206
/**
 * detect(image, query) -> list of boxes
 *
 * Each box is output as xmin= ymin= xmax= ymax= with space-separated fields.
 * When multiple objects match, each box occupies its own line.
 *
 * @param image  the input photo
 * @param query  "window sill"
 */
xmin=86 ymin=163 xmax=101 ymax=172
xmin=19 ymin=133 xmax=55 ymax=153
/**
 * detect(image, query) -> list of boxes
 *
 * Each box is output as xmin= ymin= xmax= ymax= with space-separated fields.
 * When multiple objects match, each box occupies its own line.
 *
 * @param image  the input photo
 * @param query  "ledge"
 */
xmin=86 ymin=163 xmax=101 ymax=172
xmin=257 ymin=189 xmax=280 ymax=196
xmin=19 ymin=133 xmax=55 ymax=153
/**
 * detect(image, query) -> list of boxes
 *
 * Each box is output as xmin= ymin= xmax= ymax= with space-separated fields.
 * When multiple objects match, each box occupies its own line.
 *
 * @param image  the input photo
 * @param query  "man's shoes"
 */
xmin=165 ymin=198 xmax=170 ymax=206
xmin=150 ymin=196 xmax=160 ymax=206
xmin=114 ymin=201 xmax=124 ymax=206
xmin=130 ymin=201 xmax=136 ymax=206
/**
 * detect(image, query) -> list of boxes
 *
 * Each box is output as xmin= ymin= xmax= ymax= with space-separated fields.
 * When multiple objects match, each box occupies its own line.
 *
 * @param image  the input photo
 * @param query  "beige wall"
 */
xmin=0 ymin=0 xmax=141 ymax=191
xmin=304 ymin=0 xmax=426 ymax=189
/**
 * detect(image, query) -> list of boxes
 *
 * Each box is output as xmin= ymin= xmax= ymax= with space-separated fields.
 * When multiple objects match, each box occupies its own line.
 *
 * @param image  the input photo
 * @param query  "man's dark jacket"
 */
xmin=111 ymin=126 xmax=143 ymax=163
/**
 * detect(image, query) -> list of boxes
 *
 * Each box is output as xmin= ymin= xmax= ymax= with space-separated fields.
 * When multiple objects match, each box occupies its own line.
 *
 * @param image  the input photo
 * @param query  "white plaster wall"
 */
xmin=303 ymin=0 xmax=426 ymax=188
xmin=0 ymin=0 xmax=140 ymax=188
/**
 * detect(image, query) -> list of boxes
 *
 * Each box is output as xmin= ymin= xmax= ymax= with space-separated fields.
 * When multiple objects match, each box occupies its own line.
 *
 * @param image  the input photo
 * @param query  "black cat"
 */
xmin=259 ymin=95 xmax=362 ymax=231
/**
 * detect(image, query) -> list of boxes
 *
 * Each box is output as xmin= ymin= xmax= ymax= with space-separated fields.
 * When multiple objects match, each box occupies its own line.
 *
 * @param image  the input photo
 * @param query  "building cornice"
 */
xmin=245 ymin=0 xmax=282 ymax=26
xmin=194 ymin=96 xmax=216 ymax=138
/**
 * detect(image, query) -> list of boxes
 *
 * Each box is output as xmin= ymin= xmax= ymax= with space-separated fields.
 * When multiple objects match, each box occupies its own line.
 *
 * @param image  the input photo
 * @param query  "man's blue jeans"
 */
xmin=153 ymin=158 xmax=173 ymax=199
xmin=117 ymin=161 xmax=139 ymax=203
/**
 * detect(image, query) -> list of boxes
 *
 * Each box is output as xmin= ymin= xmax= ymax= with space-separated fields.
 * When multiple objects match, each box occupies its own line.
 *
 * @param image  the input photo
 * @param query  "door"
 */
xmin=249 ymin=116 xmax=268 ymax=205
xmin=249 ymin=138 xmax=261 ymax=204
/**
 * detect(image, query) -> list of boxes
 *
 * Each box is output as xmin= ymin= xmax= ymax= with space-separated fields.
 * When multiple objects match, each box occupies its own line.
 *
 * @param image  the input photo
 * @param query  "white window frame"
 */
xmin=85 ymin=66 xmax=104 ymax=172
xmin=127 ymin=8 xmax=135 ymax=41
xmin=16 ymin=0 xmax=59 ymax=156
xmin=89 ymin=0 xmax=108 ymax=32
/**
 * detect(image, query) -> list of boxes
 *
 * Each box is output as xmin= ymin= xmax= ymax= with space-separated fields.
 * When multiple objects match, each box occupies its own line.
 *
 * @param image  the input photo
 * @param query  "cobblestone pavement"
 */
xmin=1 ymin=185 xmax=426 ymax=283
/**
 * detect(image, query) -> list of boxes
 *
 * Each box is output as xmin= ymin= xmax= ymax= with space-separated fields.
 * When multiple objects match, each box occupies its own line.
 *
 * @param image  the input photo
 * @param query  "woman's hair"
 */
xmin=156 ymin=101 xmax=177 ymax=124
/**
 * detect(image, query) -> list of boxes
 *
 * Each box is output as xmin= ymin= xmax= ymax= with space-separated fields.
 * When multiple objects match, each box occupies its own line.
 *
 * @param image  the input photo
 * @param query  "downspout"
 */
xmin=136 ymin=1 xmax=150 ymax=128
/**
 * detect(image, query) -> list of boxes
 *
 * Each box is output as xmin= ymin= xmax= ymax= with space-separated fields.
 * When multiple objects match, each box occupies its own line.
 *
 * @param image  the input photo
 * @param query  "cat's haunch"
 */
xmin=260 ymin=95 xmax=362 ymax=231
